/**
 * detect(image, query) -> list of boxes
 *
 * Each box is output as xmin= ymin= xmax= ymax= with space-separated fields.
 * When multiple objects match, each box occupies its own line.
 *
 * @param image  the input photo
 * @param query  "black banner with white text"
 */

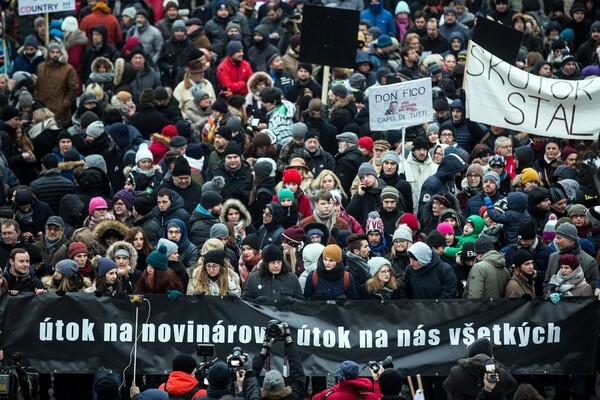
xmin=0 ymin=294 xmax=598 ymax=376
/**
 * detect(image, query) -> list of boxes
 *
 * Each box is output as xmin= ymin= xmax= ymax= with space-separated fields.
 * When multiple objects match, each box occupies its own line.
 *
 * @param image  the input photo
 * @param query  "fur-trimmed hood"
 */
xmin=221 ymin=199 xmax=252 ymax=228
xmin=91 ymin=56 xmax=114 ymax=73
xmin=92 ymin=219 xmax=130 ymax=243
xmin=332 ymin=93 xmax=356 ymax=110
xmin=114 ymin=58 xmax=136 ymax=86
xmin=63 ymin=30 xmax=89 ymax=50
xmin=260 ymin=386 xmax=292 ymax=399
xmin=151 ymin=132 xmax=171 ymax=147
xmin=42 ymin=275 xmax=92 ymax=290
xmin=58 ymin=160 xmax=86 ymax=171
xmin=247 ymin=71 xmax=274 ymax=93
xmin=105 ymin=240 xmax=138 ymax=270
xmin=123 ymin=164 xmax=162 ymax=178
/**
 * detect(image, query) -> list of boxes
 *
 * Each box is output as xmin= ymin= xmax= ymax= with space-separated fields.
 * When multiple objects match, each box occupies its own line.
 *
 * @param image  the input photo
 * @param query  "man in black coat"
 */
xmin=156 ymin=20 xmax=196 ymax=88
xmin=334 ymin=132 xmax=364 ymax=196
xmin=5 ymin=248 xmax=45 ymax=295
xmin=29 ymin=154 xmax=76 ymax=214
xmin=212 ymin=143 xmax=253 ymax=204
xmin=132 ymin=195 xmax=161 ymax=246
xmin=128 ymin=89 xmax=167 ymax=140
xmin=156 ymin=155 xmax=203 ymax=214
xmin=327 ymin=85 xmax=358 ymax=134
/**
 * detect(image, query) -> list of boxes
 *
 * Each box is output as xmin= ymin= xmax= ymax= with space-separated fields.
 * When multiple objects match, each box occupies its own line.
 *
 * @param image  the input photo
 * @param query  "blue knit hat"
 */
xmin=147 ymin=245 xmax=168 ymax=270
xmin=97 ymin=257 xmax=117 ymax=277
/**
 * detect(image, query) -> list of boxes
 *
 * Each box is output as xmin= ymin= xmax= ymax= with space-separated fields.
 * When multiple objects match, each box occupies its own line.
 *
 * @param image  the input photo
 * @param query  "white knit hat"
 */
xmin=61 ymin=16 xmax=78 ymax=33
xmin=135 ymin=143 xmax=153 ymax=164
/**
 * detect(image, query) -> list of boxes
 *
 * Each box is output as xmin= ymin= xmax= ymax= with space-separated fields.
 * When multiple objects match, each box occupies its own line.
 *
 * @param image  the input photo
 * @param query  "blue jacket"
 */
xmin=304 ymin=258 xmax=357 ymax=300
xmin=465 ymin=190 xmax=505 ymax=218
xmin=360 ymin=4 xmax=396 ymax=36
xmin=486 ymin=192 xmax=530 ymax=244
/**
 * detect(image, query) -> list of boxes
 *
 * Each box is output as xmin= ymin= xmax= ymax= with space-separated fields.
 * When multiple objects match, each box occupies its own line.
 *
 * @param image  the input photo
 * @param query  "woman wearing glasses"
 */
xmin=188 ymin=249 xmax=239 ymax=296
xmin=357 ymin=257 xmax=400 ymax=300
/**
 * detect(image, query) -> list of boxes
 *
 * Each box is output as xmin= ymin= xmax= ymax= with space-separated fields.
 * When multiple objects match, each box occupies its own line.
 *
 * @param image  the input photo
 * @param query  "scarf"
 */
xmin=346 ymin=251 xmax=369 ymax=275
xmin=224 ymin=163 xmax=242 ymax=174
xmin=134 ymin=165 xmax=155 ymax=177
xmin=549 ymin=266 xmax=585 ymax=294
xmin=79 ymin=264 xmax=92 ymax=276
xmin=89 ymin=72 xmax=114 ymax=84
xmin=29 ymin=118 xmax=60 ymax=140
xmin=317 ymin=259 xmax=344 ymax=282
xmin=462 ymin=184 xmax=481 ymax=199
xmin=45 ymin=235 xmax=64 ymax=255
xmin=313 ymin=208 xmax=335 ymax=230
xmin=395 ymin=15 xmax=409 ymax=43
xmin=373 ymin=286 xmax=394 ymax=299
xmin=16 ymin=209 xmax=33 ymax=225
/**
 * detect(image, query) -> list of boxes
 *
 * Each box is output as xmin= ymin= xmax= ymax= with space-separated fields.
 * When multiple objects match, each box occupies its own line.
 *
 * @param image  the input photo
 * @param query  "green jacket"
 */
xmin=463 ymin=251 xmax=510 ymax=299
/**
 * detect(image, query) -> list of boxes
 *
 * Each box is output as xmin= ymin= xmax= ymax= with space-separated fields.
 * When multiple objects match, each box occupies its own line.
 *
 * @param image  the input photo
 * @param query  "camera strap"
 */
xmin=264 ymin=348 xmax=290 ymax=377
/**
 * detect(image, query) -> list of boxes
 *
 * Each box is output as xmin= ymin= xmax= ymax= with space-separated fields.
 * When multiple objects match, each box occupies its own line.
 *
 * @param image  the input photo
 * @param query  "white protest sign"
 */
xmin=18 ymin=0 xmax=75 ymax=16
xmin=464 ymin=41 xmax=599 ymax=140
xmin=368 ymin=78 xmax=433 ymax=131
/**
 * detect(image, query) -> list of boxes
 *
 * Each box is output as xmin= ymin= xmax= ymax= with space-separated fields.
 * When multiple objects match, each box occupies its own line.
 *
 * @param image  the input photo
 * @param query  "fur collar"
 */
xmin=58 ymin=160 xmax=85 ymax=171
xmin=151 ymin=133 xmax=171 ymax=147
xmin=333 ymin=94 xmax=355 ymax=109
xmin=221 ymin=198 xmax=252 ymax=228
xmin=123 ymin=164 xmax=163 ymax=177
xmin=260 ymin=386 xmax=292 ymax=399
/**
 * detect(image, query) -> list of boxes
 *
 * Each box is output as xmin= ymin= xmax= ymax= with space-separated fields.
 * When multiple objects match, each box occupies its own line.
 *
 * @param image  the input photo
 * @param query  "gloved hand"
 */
xmin=283 ymin=323 xmax=293 ymax=344
xmin=195 ymin=292 xmax=205 ymax=299
xmin=280 ymin=295 xmax=299 ymax=305
xmin=227 ymin=293 xmax=238 ymax=300
xmin=55 ymin=290 xmax=66 ymax=297
xmin=168 ymin=290 xmax=183 ymax=300
xmin=254 ymin=296 xmax=269 ymax=304
xmin=484 ymin=196 xmax=494 ymax=209
xmin=550 ymin=292 xmax=562 ymax=304
xmin=335 ymin=295 xmax=348 ymax=306
xmin=260 ymin=337 xmax=275 ymax=357
xmin=310 ymin=291 xmax=327 ymax=301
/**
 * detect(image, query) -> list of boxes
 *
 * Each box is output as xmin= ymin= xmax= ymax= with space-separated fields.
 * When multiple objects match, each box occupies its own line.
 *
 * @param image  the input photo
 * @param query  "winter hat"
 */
xmin=95 ymin=377 xmax=120 ymax=400
xmin=407 ymin=242 xmax=433 ymax=265
xmin=513 ymin=249 xmax=534 ymax=270
xmin=380 ymin=186 xmax=399 ymax=203
xmin=170 ymin=136 xmax=188 ymax=148
xmin=558 ymin=253 xmax=580 ymax=269
xmin=426 ymin=230 xmax=446 ymax=248
xmin=282 ymin=225 xmax=304 ymax=247
xmin=172 ymin=155 xmax=191 ymax=176
xmin=381 ymin=150 xmax=401 ymax=166
xmin=81 ymin=111 xmax=100 ymax=130
xmin=136 ymin=389 xmax=168 ymax=400
xmin=113 ymin=189 xmax=135 ymax=210
xmin=474 ymin=236 xmax=494 ymax=254
xmin=275 ymin=189 xmax=294 ymax=205
xmin=357 ymin=162 xmax=377 ymax=178
xmin=377 ymin=34 xmax=393 ymax=48
xmin=399 ymin=213 xmax=419 ymax=231
xmin=139 ymin=88 xmax=155 ymax=104
xmin=254 ymin=158 xmax=277 ymax=180
xmin=517 ymin=219 xmax=537 ymax=240
xmin=298 ymin=62 xmax=313 ymax=74
xmin=543 ymin=214 xmax=558 ymax=239
xmin=86 ymin=120 xmax=104 ymax=139
xmin=357 ymin=136 xmax=374 ymax=152
xmin=203 ymin=249 xmax=226 ymax=267
xmin=227 ymin=41 xmax=244 ymax=56
xmin=157 ymin=238 xmax=178 ymax=257
xmin=336 ymin=360 xmax=359 ymax=381
xmin=437 ymin=222 xmax=455 ymax=235
xmin=393 ymin=224 xmax=413 ymax=242
xmin=322 ymin=244 xmax=342 ymax=263
xmin=331 ymin=84 xmax=348 ymax=98
xmin=461 ymin=242 xmax=477 ymax=260
xmin=17 ymin=90 xmax=34 ymax=108
xmin=24 ymin=35 xmax=39 ymax=49
xmin=570 ymin=1 xmax=585 ymax=15
xmin=207 ymin=361 xmax=230 ymax=390
xmin=97 ymin=257 xmax=117 ymax=277
xmin=133 ymin=196 xmax=154 ymax=216
xmin=55 ymin=259 xmax=79 ymax=279
xmin=366 ymin=211 xmax=384 ymax=235
xmin=212 ymin=97 xmax=229 ymax=113
xmin=412 ymin=135 xmax=429 ymax=151
xmin=14 ymin=190 xmax=32 ymax=206
xmin=304 ymin=129 xmax=320 ymax=141
xmin=488 ymin=154 xmax=506 ymax=167
xmin=64 ymin=149 xmax=80 ymax=162
xmin=568 ymin=204 xmax=587 ymax=217
xmin=114 ymin=247 xmax=131 ymax=259
xmin=241 ymin=234 xmax=260 ymax=251
xmin=374 ymin=140 xmax=391 ymax=151
xmin=466 ymin=163 xmax=484 ymax=178
xmin=191 ymin=87 xmax=209 ymax=103
xmin=368 ymin=257 xmax=391 ymax=277
xmin=561 ymin=146 xmax=577 ymax=160
xmin=136 ymin=8 xmax=149 ymax=18
xmin=291 ymin=122 xmax=308 ymax=140
xmin=262 ymin=370 xmax=285 ymax=392
xmin=135 ymin=143 xmax=153 ymax=164
xmin=122 ymin=6 xmax=137 ymax=19
xmin=586 ymin=206 xmax=600 ymax=226
xmin=89 ymin=196 xmax=108 ymax=215
xmin=379 ymin=369 xmax=403 ymax=395
xmin=202 ymin=177 xmax=225 ymax=194
xmin=201 ymin=191 xmax=222 ymax=209
xmin=172 ymin=355 xmax=196 ymax=374
xmin=222 ymin=142 xmax=242 ymax=157
xmin=69 ymin=242 xmax=89 ymax=258
xmin=467 ymin=338 xmax=493 ymax=358
xmin=47 ymin=41 xmax=61 ymax=52
xmin=521 ymin=168 xmax=541 ymax=185
xmin=147 ymin=245 xmax=169 ymax=270
xmin=331 ymin=228 xmax=352 ymax=249
xmin=262 ymin=244 xmax=284 ymax=263
xmin=80 ymin=92 xmax=97 ymax=105
xmin=282 ymin=169 xmax=302 ymax=184
xmin=0 ymin=105 xmax=19 ymax=121
xmin=210 ymin=223 xmax=229 ymax=239
xmin=337 ymin=132 xmax=358 ymax=144
xmin=555 ymin=222 xmax=578 ymax=242
xmin=482 ymin=171 xmax=500 ymax=187
xmin=172 ymin=19 xmax=186 ymax=32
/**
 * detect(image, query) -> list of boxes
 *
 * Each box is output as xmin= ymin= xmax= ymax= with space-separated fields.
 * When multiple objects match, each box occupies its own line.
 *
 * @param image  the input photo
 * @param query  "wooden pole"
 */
xmin=407 ymin=376 xmax=415 ymax=397
xmin=44 ymin=13 xmax=49 ymax=45
xmin=321 ymin=65 xmax=330 ymax=105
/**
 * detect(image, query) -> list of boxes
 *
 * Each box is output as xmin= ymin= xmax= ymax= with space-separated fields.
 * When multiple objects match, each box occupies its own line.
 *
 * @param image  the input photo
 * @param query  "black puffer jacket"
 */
xmin=29 ymin=168 xmax=76 ymax=214
xmin=334 ymin=147 xmax=364 ymax=196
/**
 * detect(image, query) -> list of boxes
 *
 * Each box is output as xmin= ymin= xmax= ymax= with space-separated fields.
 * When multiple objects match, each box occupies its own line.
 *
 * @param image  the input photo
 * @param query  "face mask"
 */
xmin=370 ymin=3 xmax=381 ymax=13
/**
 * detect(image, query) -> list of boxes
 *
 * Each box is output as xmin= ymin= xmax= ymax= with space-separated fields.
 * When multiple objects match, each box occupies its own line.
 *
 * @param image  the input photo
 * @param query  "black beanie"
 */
xmin=216 ymin=126 xmax=233 ymax=141
xmin=222 ymin=142 xmax=242 ymax=157
xmin=241 ymin=234 xmax=260 ymax=251
xmin=412 ymin=135 xmax=429 ymax=151
xmin=172 ymin=155 xmax=191 ymax=176
xmin=262 ymin=244 xmax=283 ymax=263
xmin=133 ymin=195 xmax=154 ymax=216
xmin=94 ymin=377 xmax=120 ymax=400
xmin=203 ymin=249 xmax=226 ymax=267
xmin=208 ymin=361 xmax=230 ymax=389
xmin=467 ymin=338 xmax=493 ymax=358
xmin=378 ymin=369 xmax=403 ymax=396
xmin=172 ymin=354 xmax=197 ymax=374
xmin=201 ymin=191 xmax=222 ymax=209
xmin=517 ymin=220 xmax=537 ymax=240
xmin=513 ymin=249 xmax=534 ymax=269
xmin=426 ymin=230 xmax=446 ymax=248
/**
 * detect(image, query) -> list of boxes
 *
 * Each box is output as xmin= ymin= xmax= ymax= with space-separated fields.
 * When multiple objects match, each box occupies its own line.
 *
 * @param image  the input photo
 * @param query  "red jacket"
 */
xmin=312 ymin=378 xmax=381 ymax=400
xmin=158 ymin=371 xmax=207 ymax=399
xmin=80 ymin=7 xmax=122 ymax=47
xmin=216 ymin=57 xmax=252 ymax=96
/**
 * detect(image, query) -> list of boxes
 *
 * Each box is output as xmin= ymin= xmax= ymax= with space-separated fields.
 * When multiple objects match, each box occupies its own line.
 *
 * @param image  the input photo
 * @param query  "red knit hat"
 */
xmin=282 ymin=168 xmax=302 ymax=184
xmin=479 ymin=205 xmax=487 ymax=218
xmin=357 ymin=136 xmax=374 ymax=152
xmin=69 ymin=241 xmax=89 ymax=258
xmin=399 ymin=213 xmax=419 ymax=231
xmin=558 ymin=253 xmax=579 ymax=269
xmin=282 ymin=225 xmax=304 ymax=246
xmin=161 ymin=124 xmax=178 ymax=138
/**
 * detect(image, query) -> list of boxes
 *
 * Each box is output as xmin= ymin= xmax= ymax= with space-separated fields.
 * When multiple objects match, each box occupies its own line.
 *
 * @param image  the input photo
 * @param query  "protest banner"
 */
xmin=1 ymin=294 xmax=598 ymax=376
xmin=464 ymin=41 xmax=600 ymax=139
xmin=18 ymin=0 xmax=75 ymax=15
xmin=369 ymin=78 xmax=432 ymax=131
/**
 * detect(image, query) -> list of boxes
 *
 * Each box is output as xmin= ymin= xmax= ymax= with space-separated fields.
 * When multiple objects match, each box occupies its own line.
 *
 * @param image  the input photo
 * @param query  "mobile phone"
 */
xmin=485 ymin=359 xmax=497 ymax=383
xmin=197 ymin=344 xmax=215 ymax=357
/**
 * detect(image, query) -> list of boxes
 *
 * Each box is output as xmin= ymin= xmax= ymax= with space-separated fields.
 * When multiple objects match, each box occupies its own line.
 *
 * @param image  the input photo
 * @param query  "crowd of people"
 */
xmin=0 ymin=0 xmax=599 ymax=397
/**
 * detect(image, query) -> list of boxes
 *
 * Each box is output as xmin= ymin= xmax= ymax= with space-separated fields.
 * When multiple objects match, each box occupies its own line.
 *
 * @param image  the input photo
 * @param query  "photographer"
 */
xmin=312 ymin=360 xmax=381 ymax=399
xmin=158 ymin=355 xmax=207 ymax=399
xmin=443 ymin=338 xmax=517 ymax=400
xmin=239 ymin=323 xmax=305 ymax=400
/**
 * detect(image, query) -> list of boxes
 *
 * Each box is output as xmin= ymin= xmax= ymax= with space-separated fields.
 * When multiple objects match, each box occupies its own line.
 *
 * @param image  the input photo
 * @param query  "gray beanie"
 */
xmin=157 ymin=238 xmax=178 ymax=257
xmin=85 ymin=154 xmax=108 ymax=174
xmin=357 ymin=162 xmax=377 ymax=178
xmin=262 ymin=370 xmax=285 ymax=392
xmin=381 ymin=150 xmax=400 ymax=165
xmin=555 ymin=222 xmax=578 ymax=242
xmin=426 ymin=123 xmax=440 ymax=134
xmin=393 ymin=224 xmax=413 ymax=242
xmin=291 ymin=122 xmax=308 ymax=140
xmin=191 ymin=86 xmax=209 ymax=103
xmin=86 ymin=120 xmax=104 ymax=139
xmin=368 ymin=256 xmax=391 ymax=277
xmin=55 ymin=259 xmax=79 ymax=279
xmin=474 ymin=236 xmax=494 ymax=254
xmin=407 ymin=242 xmax=432 ymax=265
xmin=482 ymin=171 xmax=500 ymax=188
xmin=210 ymin=223 xmax=229 ymax=239
xmin=17 ymin=90 xmax=34 ymax=108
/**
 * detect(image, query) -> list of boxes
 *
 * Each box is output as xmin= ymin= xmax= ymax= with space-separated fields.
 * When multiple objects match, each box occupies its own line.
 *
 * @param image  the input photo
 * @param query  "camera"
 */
xmin=195 ymin=344 xmax=217 ymax=382
xmin=265 ymin=319 xmax=286 ymax=341
xmin=0 ymin=353 xmax=39 ymax=400
xmin=367 ymin=356 xmax=394 ymax=373
xmin=485 ymin=359 xmax=497 ymax=383
xmin=227 ymin=346 xmax=247 ymax=374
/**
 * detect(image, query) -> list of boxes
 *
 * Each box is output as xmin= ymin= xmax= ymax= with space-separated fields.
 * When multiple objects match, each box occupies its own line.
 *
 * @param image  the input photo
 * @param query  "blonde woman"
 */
xmin=310 ymin=169 xmax=347 ymax=205
xmin=357 ymin=257 xmax=400 ymax=300
xmin=186 ymin=239 xmax=241 ymax=294
xmin=188 ymin=249 xmax=239 ymax=296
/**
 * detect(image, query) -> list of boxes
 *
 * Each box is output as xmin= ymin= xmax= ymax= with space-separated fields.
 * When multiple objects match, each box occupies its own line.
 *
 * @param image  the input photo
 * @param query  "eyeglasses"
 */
xmin=379 ymin=270 xmax=391 ymax=274
xmin=205 ymin=264 xmax=221 ymax=270
xmin=114 ymin=201 xmax=126 ymax=207
xmin=467 ymin=173 xmax=480 ymax=178
xmin=45 ymin=226 xmax=63 ymax=232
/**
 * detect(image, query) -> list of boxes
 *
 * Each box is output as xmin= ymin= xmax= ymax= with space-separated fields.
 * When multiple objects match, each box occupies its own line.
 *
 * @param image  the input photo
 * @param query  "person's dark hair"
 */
xmin=135 ymin=268 xmax=183 ymax=293
xmin=469 ymin=143 xmax=492 ymax=164
xmin=400 ymin=46 xmax=414 ymax=60
xmin=163 ymin=150 xmax=180 ymax=168
xmin=2 ymin=219 xmax=19 ymax=232
xmin=10 ymin=248 xmax=27 ymax=260
xmin=259 ymin=88 xmax=282 ymax=105
xmin=95 ymin=273 xmax=125 ymax=295
xmin=157 ymin=188 xmax=173 ymax=201
xmin=513 ymin=383 xmax=544 ymax=400
xmin=413 ymin=10 xmax=427 ymax=19
xmin=359 ymin=19 xmax=371 ymax=28
xmin=314 ymin=190 xmax=332 ymax=203
xmin=124 ymin=227 xmax=152 ymax=255
xmin=347 ymin=234 xmax=367 ymax=253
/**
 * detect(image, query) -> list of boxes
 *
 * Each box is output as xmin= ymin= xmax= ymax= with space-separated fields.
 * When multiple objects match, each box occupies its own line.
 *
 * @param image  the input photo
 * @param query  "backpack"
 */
xmin=164 ymin=385 xmax=202 ymax=400
xmin=312 ymin=270 xmax=350 ymax=294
